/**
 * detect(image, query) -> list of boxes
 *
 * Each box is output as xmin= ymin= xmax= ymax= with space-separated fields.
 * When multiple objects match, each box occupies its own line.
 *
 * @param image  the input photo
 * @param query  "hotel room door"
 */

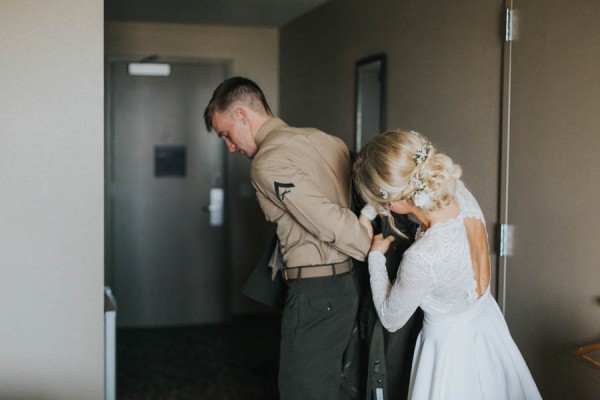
xmin=108 ymin=61 xmax=229 ymax=327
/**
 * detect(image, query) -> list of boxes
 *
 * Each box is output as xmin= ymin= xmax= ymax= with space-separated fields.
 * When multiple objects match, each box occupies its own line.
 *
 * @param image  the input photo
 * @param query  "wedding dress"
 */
xmin=368 ymin=181 xmax=542 ymax=400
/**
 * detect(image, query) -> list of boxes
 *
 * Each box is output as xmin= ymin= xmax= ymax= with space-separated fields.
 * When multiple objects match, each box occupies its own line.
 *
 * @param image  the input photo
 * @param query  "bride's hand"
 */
xmin=370 ymin=233 xmax=395 ymax=255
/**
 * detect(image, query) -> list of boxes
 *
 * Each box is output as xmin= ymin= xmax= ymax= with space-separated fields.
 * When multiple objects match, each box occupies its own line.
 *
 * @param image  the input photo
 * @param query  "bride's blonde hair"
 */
xmin=353 ymin=130 xmax=462 ymax=233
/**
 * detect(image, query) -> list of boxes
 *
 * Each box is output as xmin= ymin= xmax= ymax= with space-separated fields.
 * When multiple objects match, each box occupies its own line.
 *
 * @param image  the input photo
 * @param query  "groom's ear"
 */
xmin=234 ymin=106 xmax=247 ymax=121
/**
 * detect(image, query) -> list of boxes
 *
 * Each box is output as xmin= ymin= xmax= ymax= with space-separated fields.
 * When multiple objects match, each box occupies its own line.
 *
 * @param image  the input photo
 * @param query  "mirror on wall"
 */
xmin=354 ymin=53 xmax=387 ymax=150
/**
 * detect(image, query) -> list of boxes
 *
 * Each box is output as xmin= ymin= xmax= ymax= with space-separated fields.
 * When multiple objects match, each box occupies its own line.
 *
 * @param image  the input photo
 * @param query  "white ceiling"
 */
xmin=105 ymin=0 xmax=330 ymax=27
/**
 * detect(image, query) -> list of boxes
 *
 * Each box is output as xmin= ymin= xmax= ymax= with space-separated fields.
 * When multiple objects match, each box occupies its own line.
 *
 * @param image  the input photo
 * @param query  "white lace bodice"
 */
xmin=368 ymin=181 xmax=488 ymax=332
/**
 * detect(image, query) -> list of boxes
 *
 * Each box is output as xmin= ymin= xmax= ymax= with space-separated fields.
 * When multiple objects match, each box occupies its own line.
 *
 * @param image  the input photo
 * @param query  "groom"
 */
xmin=204 ymin=76 xmax=371 ymax=399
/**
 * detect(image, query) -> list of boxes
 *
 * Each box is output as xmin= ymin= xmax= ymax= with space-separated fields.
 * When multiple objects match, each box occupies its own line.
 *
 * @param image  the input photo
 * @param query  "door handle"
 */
xmin=204 ymin=188 xmax=224 ymax=226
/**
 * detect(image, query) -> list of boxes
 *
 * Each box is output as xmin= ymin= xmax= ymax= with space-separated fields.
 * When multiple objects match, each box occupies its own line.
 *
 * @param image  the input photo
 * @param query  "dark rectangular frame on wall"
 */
xmin=354 ymin=53 xmax=387 ymax=151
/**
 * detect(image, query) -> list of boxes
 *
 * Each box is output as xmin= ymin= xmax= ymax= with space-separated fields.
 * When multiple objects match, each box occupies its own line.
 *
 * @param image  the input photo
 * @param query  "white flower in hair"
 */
xmin=414 ymin=192 xmax=432 ymax=207
xmin=379 ymin=188 xmax=389 ymax=199
xmin=413 ymin=142 xmax=433 ymax=164
xmin=410 ymin=173 xmax=432 ymax=208
xmin=409 ymin=175 xmax=427 ymax=191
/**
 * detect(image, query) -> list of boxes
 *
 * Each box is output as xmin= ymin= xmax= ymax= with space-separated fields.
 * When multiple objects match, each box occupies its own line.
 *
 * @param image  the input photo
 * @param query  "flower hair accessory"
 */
xmin=414 ymin=192 xmax=432 ymax=208
xmin=413 ymin=142 xmax=433 ymax=164
xmin=409 ymin=175 xmax=427 ymax=191
xmin=379 ymin=188 xmax=389 ymax=200
xmin=410 ymin=174 xmax=432 ymax=207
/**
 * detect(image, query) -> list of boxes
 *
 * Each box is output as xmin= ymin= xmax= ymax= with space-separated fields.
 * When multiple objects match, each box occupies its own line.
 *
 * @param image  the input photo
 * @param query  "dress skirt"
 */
xmin=407 ymin=289 xmax=542 ymax=400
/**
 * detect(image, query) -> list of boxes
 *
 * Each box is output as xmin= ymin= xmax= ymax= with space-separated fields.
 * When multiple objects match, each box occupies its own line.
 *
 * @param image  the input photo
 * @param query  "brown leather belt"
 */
xmin=283 ymin=260 xmax=352 ymax=280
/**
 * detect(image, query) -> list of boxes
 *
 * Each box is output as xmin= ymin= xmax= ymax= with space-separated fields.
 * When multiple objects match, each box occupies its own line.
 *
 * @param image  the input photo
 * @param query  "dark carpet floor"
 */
xmin=117 ymin=314 xmax=281 ymax=400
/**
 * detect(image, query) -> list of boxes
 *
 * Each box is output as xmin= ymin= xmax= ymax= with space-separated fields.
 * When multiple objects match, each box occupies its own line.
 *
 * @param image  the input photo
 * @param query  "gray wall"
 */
xmin=280 ymin=0 xmax=504 ymax=289
xmin=0 ymin=1 xmax=105 ymax=399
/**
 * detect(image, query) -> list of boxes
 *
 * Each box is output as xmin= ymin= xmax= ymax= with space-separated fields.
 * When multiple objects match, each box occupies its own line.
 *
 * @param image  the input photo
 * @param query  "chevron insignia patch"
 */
xmin=274 ymin=182 xmax=295 ymax=202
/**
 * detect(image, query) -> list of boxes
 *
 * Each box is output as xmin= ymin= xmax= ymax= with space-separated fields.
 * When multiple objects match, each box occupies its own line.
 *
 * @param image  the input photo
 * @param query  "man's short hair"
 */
xmin=203 ymin=76 xmax=273 ymax=131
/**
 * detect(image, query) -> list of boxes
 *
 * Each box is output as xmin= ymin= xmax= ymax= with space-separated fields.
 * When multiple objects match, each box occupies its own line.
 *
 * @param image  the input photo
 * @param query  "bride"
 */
xmin=354 ymin=130 xmax=542 ymax=400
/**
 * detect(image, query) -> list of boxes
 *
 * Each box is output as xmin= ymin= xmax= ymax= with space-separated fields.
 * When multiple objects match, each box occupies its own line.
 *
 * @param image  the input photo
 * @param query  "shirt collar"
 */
xmin=255 ymin=117 xmax=288 ymax=148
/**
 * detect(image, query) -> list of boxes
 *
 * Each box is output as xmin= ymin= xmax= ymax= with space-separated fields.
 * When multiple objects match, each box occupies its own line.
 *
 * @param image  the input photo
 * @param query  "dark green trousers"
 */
xmin=279 ymin=271 xmax=359 ymax=400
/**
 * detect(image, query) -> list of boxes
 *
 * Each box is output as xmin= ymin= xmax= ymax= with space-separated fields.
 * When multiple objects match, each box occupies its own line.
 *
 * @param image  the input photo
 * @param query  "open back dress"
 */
xmin=368 ymin=181 xmax=542 ymax=400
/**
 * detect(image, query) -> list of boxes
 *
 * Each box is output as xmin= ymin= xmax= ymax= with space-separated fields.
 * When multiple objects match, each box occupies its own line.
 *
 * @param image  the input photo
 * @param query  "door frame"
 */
xmin=497 ymin=0 xmax=514 ymax=314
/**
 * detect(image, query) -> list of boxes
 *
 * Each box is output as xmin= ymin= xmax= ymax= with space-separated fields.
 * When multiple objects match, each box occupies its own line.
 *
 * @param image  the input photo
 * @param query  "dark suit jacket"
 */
xmin=241 ymin=235 xmax=286 ymax=308
xmin=351 ymin=174 xmax=423 ymax=400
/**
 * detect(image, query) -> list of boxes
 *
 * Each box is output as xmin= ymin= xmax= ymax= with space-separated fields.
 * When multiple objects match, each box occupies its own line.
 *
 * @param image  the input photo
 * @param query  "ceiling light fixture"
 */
xmin=127 ymin=63 xmax=171 ymax=77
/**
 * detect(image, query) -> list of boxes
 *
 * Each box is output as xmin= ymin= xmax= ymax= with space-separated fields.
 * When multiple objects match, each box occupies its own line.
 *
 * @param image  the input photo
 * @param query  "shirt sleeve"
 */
xmin=252 ymin=159 xmax=371 ymax=261
xmin=368 ymin=250 xmax=435 ymax=332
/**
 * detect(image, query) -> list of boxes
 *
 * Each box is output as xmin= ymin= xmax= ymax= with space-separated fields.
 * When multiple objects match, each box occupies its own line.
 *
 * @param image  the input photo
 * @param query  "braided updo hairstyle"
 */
xmin=353 ymin=130 xmax=462 ymax=234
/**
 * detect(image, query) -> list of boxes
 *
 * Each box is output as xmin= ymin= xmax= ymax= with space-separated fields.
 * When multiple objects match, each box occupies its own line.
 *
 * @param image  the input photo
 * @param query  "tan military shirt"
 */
xmin=251 ymin=118 xmax=371 ymax=268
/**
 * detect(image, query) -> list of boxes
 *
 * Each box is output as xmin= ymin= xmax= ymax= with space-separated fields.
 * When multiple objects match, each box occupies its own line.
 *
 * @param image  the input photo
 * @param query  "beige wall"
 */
xmin=281 ymin=0 xmax=504 ymax=288
xmin=0 ymin=1 xmax=104 ymax=399
xmin=105 ymin=22 xmax=279 ymax=114
xmin=105 ymin=22 xmax=278 ymax=314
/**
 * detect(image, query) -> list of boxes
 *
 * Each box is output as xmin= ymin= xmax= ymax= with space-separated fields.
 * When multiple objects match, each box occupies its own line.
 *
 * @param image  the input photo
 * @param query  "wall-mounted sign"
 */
xmin=155 ymin=145 xmax=186 ymax=177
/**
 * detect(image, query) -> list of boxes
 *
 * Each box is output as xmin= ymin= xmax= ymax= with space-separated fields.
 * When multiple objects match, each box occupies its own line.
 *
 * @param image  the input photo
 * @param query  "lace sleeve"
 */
xmin=368 ymin=250 xmax=435 ymax=332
